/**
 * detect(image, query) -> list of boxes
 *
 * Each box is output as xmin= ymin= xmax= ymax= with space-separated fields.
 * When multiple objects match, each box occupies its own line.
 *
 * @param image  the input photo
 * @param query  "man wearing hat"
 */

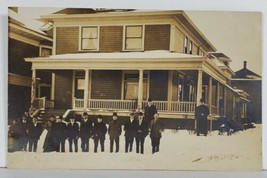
xmin=108 ymin=112 xmax=122 ymax=153
xmin=144 ymin=98 xmax=157 ymax=124
xmin=195 ymin=98 xmax=210 ymax=136
xmin=124 ymin=112 xmax=137 ymax=153
xmin=135 ymin=112 xmax=148 ymax=154
xmin=150 ymin=113 xmax=164 ymax=154
xmin=53 ymin=115 xmax=67 ymax=152
xmin=80 ymin=112 xmax=93 ymax=152
xmin=93 ymin=115 xmax=107 ymax=152
xmin=28 ymin=116 xmax=43 ymax=152
xmin=66 ymin=115 xmax=79 ymax=152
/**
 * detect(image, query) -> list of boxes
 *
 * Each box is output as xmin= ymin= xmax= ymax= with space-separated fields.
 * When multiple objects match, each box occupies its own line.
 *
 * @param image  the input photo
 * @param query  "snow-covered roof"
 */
xmin=9 ymin=8 xmax=46 ymax=35
xmin=48 ymin=51 xmax=204 ymax=60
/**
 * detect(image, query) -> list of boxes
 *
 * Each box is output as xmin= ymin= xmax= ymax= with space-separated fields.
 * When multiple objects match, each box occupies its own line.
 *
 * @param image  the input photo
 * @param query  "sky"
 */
xmin=18 ymin=7 xmax=262 ymax=76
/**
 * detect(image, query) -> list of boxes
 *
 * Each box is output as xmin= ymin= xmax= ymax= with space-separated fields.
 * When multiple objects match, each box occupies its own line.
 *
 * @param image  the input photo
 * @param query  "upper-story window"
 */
xmin=81 ymin=26 xmax=99 ymax=50
xmin=125 ymin=25 xmax=143 ymax=50
xmin=184 ymin=36 xmax=188 ymax=54
xmin=189 ymin=41 xmax=193 ymax=54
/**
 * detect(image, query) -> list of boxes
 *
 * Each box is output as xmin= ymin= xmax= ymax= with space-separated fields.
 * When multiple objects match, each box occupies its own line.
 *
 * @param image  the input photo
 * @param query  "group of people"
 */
xmin=8 ymin=99 xmax=165 ymax=154
xmin=8 ymin=98 xmax=212 ymax=154
xmin=8 ymin=113 xmax=43 ymax=152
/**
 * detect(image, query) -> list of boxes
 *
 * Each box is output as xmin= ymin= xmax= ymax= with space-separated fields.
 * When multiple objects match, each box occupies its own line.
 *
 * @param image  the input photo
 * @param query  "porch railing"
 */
xmin=89 ymin=99 xmax=137 ymax=110
xmin=142 ymin=101 xmax=196 ymax=113
xmin=33 ymin=97 xmax=55 ymax=110
xmin=73 ymin=98 xmax=196 ymax=113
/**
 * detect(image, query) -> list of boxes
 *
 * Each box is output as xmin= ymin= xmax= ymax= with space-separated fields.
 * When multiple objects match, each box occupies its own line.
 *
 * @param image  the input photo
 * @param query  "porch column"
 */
xmin=167 ymin=71 xmax=173 ymax=111
xmin=31 ymin=69 xmax=37 ymax=103
xmin=51 ymin=72 xmax=55 ymax=100
xmin=217 ymin=82 xmax=220 ymax=115
xmin=195 ymin=70 xmax=203 ymax=130
xmin=196 ymin=70 xmax=203 ymax=106
xmin=223 ymin=86 xmax=227 ymax=116
xmin=84 ymin=69 xmax=90 ymax=109
xmin=138 ymin=69 xmax=144 ymax=110
xmin=208 ymin=76 xmax=212 ymax=112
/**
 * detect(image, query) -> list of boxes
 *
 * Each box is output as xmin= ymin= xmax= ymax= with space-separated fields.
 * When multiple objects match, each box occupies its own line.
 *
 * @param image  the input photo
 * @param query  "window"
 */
xmin=189 ymin=41 xmax=193 ymax=54
xmin=124 ymin=73 xmax=147 ymax=100
xmin=125 ymin=25 xmax=143 ymax=50
xmin=81 ymin=26 xmax=99 ymax=50
xmin=184 ymin=36 xmax=188 ymax=54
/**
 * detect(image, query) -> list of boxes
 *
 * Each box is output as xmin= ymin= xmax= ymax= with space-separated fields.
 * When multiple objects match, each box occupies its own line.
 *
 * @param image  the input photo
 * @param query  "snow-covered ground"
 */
xmin=7 ymin=125 xmax=262 ymax=170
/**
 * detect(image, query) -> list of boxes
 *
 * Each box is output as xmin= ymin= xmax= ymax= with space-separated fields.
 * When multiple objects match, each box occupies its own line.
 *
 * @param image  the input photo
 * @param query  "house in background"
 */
xmin=23 ymin=8 xmax=250 ymax=128
xmin=8 ymin=7 xmax=53 ymax=122
xmin=231 ymin=61 xmax=262 ymax=123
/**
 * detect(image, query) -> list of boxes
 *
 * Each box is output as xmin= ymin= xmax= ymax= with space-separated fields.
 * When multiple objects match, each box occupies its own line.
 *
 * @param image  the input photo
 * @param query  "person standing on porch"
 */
xmin=28 ymin=116 xmax=43 ymax=152
xmin=93 ymin=115 xmax=107 ymax=153
xmin=67 ymin=115 xmax=79 ymax=152
xmin=144 ymin=98 xmax=157 ymax=124
xmin=80 ymin=112 xmax=93 ymax=152
xmin=136 ymin=112 xmax=148 ymax=154
xmin=195 ymin=98 xmax=210 ymax=136
xmin=124 ymin=112 xmax=138 ymax=153
xmin=108 ymin=112 xmax=122 ymax=153
xmin=149 ymin=113 xmax=164 ymax=154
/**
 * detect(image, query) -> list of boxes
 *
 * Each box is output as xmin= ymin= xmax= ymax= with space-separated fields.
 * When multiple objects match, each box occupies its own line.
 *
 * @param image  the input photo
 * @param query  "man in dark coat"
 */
xmin=80 ymin=112 xmax=93 ymax=152
xmin=18 ymin=115 xmax=30 ymax=151
xmin=28 ymin=116 xmax=43 ymax=152
xmin=53 ymin=115 xmax=67 ymax=152
xmin=43 ymin=115 xmax=56 ymax=152
xmin=108 ymin=112 xmax=122 ymax=153
xmin=93 ymin=115 xmax=107 ymax=153
xmin=136 ymin=112 xmax=148 ymax=154
xmin=67 ymin=116 xmax=79 ymax=152
xmin=150 ymin=113 xmax=164 ymax=154
xmin=8 ymin=119 xmax=21 ymax=152
xmin=124 ymin=112 xmax=137 ymax=153
xmin=144 ymin=98 xmax=157 ymax=124
xmin=195 ymin=98 xmax=210 ymax=136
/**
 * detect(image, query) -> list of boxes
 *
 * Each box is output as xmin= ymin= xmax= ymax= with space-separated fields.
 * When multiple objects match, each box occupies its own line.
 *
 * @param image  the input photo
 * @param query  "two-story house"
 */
xmin=8 ymin=7 xmax=53 ymax=123
xmin=25 ymin=9 xmax=240 ymax=127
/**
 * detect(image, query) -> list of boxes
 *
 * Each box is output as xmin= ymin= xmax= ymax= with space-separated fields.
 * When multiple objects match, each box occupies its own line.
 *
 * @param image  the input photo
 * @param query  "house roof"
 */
xmin=8 ymin=8 xmax=53 ymax=44
xmin=47 ymin=50 xmax=203 ymax=60
xmin=41 ymin=9 xmax=216 ymax=52
xmin=233 ymin=61 xmax=261 ymax=79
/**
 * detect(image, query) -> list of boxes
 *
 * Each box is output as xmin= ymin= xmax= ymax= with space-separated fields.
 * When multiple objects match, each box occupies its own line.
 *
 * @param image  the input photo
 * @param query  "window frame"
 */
xmin=79 ymin=26 xmax=100 ymax=51
xmin=123 ymin=25 xmax=145 ymax=51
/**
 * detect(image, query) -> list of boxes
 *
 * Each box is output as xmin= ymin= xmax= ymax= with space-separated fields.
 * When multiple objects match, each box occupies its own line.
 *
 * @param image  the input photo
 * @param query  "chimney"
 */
xmin=243 ymin=61 xmax=247 ymax=69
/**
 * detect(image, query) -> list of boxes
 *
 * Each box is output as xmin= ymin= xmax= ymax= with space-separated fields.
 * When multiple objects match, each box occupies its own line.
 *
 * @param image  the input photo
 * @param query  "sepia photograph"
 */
xmin=7 ymin=7 xmax=262 ymax=170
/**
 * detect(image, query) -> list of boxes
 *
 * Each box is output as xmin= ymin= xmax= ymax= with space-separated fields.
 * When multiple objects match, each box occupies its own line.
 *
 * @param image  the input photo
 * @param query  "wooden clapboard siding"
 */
xmin=8 ymin=38 xmax=38 ymax=77
xmin=56 ymin=27 xmax=79 ymax=54
xmin=171 ymin=71 xmax=179 ymax=101
xmin=192 ymin=43 xmax=198 ymax=55
xmin=54 ymin=71 xmax=73 ymax=109
xmin=99 ymin=26 xmax=123 ymax=52
xmin=175 ymin=27 xmax=184 ymax=53
xmin=8 ymin=73 xmax=31 ymax=87
xmin=225 ymin=87 xmax=235 ymax=119
xmin=149 ymin=70 xmax=168 ymax=101
xmin=144 ymin=25 xmax=170 ymax=51
xmin=91 ymin=70 xmax=122 ymax=99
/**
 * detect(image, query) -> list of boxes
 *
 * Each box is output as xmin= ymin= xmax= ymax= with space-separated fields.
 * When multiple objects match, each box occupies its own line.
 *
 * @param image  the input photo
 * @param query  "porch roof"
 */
xmin=25 ymin=51 xmax=229 ymax=83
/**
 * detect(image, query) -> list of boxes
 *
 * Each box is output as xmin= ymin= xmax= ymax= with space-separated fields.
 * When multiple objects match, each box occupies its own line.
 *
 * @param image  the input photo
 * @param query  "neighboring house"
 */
xmin=24 ymin=9 xmax=243 ymax=126
xmin=231 ymin=61 xmax=262 ymax=123
xmin=8 ymin=8 xmax=53 ymax=122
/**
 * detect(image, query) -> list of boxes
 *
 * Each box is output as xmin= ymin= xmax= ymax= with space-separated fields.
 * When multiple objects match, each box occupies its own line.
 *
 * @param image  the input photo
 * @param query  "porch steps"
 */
xmin=38 ymin=109 xmax=67 ymax=122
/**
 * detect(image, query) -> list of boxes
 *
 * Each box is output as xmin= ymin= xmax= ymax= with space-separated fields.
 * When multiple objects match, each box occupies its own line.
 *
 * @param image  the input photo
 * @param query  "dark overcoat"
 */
xmin=124 ymin=119 xmax=138 ymax=138
xmin=93 ymin=122 xmax=107 ymax=139
xmin=195 ymin=104 xmax=210 ymax=134
xmin=80 ymin=119 xmax=93 ymax=139
xmin=108 ymin=120 xmax=121 ymax=140
xmin=150 ymin=119 xmax=164 ymax=139
xmin=67 ymin=122 xmax=79 ymax=139
xmin=136 ymin=119 xmax=148 ymax=138
xmin=28 ymin=122 xmax=43 ymax=140
xmin=144 ymin=105 xmax=157 ymax=123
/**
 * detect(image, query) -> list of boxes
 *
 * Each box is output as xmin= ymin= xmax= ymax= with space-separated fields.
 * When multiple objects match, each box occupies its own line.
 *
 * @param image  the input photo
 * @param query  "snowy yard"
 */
xmin=8 ymin=124 xmax=262 ymax=170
